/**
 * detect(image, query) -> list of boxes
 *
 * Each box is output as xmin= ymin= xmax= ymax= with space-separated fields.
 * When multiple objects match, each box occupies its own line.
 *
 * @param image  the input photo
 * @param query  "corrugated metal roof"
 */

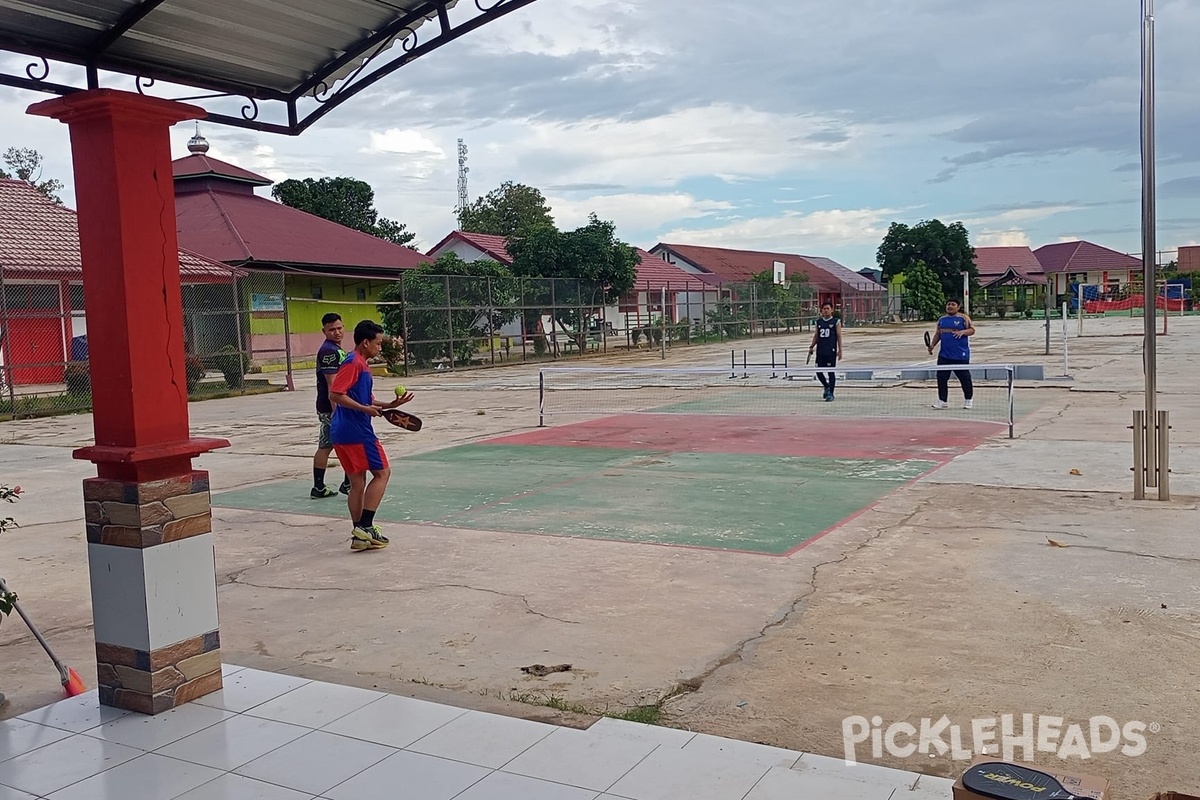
xmin=1 ymin=0 xmax=540 ymax=134
xmin=0 ymin=177 xmax=239 ymax=281
xmin=652 ymin=243 xmax=884 ymax=293
xmin=632 ymin=248 xmax=712 ymax=291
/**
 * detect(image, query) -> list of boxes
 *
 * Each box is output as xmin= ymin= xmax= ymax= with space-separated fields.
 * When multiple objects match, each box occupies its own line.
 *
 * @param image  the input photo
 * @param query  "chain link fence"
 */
xmin=0 ymin=266 xmax=898 ymax=418
xmin=0 ymin=270 xmax=287 ymax=421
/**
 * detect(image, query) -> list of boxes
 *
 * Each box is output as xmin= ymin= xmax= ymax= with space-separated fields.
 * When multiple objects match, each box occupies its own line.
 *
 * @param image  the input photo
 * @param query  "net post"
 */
xmin=1007 ymin=366 xmax=1015 ymax=439
xmin=1061 ymin=302 xmax=1069 ymax=377
xmin=660 ymin=287 xmax=667 ymax=360
xmin=1077 ymin=283 xmax=1084 ymax=337
xmin=1132 ymin=410 xmax=1145 ymax=500
xmin=538 ymin=370 xmax=545 ymax=427
xmin=1157 ymin=409 xmax=1170 ymax=500
xmin=282 ymin=287 xmax=295 ymax=392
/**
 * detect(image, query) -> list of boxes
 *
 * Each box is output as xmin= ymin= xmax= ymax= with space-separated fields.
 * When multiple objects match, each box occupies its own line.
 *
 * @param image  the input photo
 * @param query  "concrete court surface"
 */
xmin=0 ymin=314 xmax=1197 ymax=798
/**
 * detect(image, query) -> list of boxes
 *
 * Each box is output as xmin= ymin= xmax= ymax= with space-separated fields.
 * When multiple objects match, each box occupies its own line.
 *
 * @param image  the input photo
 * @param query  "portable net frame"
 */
xmin=538 ymin=364 xmax=1018 ymax=438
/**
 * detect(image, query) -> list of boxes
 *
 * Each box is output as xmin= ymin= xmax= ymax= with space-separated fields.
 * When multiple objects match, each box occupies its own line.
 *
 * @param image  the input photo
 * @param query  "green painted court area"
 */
xmin=213 ymin=443 xmax=937 ymax=555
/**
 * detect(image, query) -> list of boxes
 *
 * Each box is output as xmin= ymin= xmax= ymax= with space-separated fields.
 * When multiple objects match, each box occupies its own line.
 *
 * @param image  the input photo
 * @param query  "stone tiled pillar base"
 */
xmin=83 ymin=471 xmax=222 ymax=714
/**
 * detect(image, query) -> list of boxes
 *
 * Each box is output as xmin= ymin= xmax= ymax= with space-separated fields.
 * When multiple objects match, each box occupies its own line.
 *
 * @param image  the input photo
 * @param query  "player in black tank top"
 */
xmin=808 ymin=302 xmax=843 ymax=401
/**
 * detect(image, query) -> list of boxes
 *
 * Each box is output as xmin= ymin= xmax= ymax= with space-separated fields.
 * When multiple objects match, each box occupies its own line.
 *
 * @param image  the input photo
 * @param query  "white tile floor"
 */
xmin=0 ymin=664 xmax=950 ymax=799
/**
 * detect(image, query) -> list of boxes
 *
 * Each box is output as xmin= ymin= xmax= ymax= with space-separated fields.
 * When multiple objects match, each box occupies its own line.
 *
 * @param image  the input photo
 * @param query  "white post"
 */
xmin=1077 ymin=282 xmax=1084 ymax=337
xmin=962 ymin=271 xmax=970 ymax=314
xmin=660 ymin=286 xmax=667 ymax=360
xmin=1062 ymin=302 xmax=1069 ymax=377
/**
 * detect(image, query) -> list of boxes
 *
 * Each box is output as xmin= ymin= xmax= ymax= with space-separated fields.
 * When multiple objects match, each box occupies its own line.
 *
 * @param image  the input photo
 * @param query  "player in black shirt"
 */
xmin=808 ymin=302 xmax=843 ymax=401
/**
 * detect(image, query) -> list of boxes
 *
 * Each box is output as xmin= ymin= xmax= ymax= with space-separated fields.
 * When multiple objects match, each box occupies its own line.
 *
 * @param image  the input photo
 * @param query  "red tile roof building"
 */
xmin=0 ymin=178 xmax=238 ymax=282
xmin=172 ymin=154 xmax=428 ymax=276
xmin=972 ymin=246 xmax=1046 ymax=288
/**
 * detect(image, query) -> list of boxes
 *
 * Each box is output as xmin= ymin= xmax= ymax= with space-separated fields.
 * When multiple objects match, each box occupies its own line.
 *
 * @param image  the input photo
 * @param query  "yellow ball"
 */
xmin=394 ymin=385 xmax=406 ymax=396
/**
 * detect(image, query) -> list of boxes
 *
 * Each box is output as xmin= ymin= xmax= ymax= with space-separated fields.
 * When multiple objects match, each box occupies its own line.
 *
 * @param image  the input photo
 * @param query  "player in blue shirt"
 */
xmin=927 ymin=299 xmax=976 ymax=409
xmin=330 ymin=319 xmax=412 ymax=551
xmin=311 ymin=313 xmax=350 ymax=498
xmin=808 ymin=302 xmax=843 ymax=401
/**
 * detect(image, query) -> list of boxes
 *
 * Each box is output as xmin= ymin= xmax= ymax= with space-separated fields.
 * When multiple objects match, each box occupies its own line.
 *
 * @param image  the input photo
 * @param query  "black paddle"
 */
xmin=961 ymin=762 xmax=1091 ymax=800
xmin=924 ymin=330 xmax=934 ymax=353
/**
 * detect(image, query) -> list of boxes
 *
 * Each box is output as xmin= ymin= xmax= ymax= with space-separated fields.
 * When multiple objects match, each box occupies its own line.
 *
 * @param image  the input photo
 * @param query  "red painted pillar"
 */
xmin=29 ymin=90 xmax=230 ymax=714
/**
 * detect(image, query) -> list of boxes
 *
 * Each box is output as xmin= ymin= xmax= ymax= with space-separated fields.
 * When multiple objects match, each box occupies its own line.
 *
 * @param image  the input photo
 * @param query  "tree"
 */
xmin=458 ymin=181 xmax=553 ymax=237
xmin=507 ymin=214 xmax=638 ymax=351
xmin=877 ymin=219 xmax=976 ymax=301
xmin=376 ymin=253 xmax=517 ymax=369
xmin=1 ymin=148 xmax=63 ymax=204
xmin=272 ymin=176 xmax=416 ymax=248
xmin=903 ymin=260 xmax=946 ymax=321
xmin=749 ymin=269 xmax=810 ymax=331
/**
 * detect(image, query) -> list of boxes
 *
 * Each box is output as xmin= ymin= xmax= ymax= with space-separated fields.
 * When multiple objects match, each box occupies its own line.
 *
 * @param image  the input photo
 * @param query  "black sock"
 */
xmin=313 ymin=468 xmax=326 ymax=489
xmin=359 ymin=509 xmax=376 ymax=529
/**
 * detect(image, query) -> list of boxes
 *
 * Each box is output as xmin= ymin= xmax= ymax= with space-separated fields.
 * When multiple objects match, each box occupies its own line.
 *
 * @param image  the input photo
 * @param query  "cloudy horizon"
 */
xmin=3 ymin=0 xmax=1199 ymax=269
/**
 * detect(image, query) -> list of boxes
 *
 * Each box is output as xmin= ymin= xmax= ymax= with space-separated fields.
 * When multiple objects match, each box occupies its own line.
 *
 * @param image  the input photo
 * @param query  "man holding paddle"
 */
xmin=926 ymin=298 xmax=976 ymax=409
xmin=329 ymin=320 xmax=415 ymax=552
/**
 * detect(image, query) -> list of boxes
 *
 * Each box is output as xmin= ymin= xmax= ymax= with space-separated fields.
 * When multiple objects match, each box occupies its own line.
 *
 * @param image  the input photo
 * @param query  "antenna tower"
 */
xmin=456 ymin=138 xmax=469 ymax=224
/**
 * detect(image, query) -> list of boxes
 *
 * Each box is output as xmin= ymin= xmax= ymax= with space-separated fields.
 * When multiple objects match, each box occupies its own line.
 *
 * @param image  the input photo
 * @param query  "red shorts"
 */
xmin=333 ymin=440 xmax=389 ymax=474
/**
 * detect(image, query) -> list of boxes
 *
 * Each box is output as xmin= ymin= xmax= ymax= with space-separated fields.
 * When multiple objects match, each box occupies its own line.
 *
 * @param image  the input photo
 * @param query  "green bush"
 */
xmin=64 ymin=361 xmax=90 ymax=396
xmin=185 ymin=354 xmax=206 ymax=393
xmin=208 ymin=346 xmax=248 ymax=390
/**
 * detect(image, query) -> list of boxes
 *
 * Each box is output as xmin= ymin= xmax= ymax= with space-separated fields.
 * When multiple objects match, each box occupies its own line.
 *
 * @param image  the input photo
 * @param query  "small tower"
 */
xmin=456 ymin=138 xmax=469 ymax=225
xmin=187 ymin=123 xmax=210 ymax=154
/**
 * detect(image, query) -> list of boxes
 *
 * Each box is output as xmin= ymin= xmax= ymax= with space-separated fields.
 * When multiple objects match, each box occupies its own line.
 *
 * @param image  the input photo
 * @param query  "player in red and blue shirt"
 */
xmin=329 ymin=319 xmax=413 ymax=552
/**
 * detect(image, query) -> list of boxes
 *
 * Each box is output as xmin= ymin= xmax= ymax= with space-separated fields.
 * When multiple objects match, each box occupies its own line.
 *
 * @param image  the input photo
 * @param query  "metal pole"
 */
xmin=1062 ymin=302 xmax=1069 ymax=377
xmin=1142 ymin=0 xmax=1159 ymax=486
xmin=660 ymin=286 xmax=667 ymax=360
xmin=538 ymin=369 xmax=547 ymax=428
xmin=281 ymin=281 xmax=294 ymax=392
xmin=1158 ymin=409 xmax=1170 ymax=500
xmin=400 ymin=272 xmax=410 ymax=378
xmin=1007 ymin=366 xmax=1015 ymax=439
xmin=962 ymin=271 xmax=969 ymax=314
xmin=1044 ymin=288 xmax=1051 ymax=355
xmin=1077 ymin=282 xmax=1084 ymax=337
xmin=1132 ymin=410 xmax=1145 ymax=500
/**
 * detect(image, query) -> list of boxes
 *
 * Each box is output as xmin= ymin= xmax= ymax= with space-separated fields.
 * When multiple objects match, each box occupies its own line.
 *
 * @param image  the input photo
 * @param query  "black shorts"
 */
xmin=815 ymin=352 xmax=837 ymax=368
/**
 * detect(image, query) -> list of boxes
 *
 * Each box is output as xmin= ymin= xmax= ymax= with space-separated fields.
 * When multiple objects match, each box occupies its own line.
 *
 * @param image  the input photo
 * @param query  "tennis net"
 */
xmin=538 ymin=364 xmax=1017 ymax=437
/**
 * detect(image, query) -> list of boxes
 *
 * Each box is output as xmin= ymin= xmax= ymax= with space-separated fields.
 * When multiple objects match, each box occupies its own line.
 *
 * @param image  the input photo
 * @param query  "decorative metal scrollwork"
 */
xmin=135 ymin=75 xmax=155 ymax=94
xmin=240 ymin=97 xmax=259 ymax=121
xmin=475 ymin=0 xmax=507 ymax=10
xmin=25 ymin=57 xmax=49 ymax=82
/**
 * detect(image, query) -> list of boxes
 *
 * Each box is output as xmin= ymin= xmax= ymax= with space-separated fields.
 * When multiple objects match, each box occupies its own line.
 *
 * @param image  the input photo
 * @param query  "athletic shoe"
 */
xmin=963 ymin=399 xmax=973 ymax=409
xmin=368 ymin=525 xmax=389 ymax=544
xmin=931 ymin=400 xmax=948 ymax=409
xmin=339 ymin=479 xmax=351 ymax=495
xmin=350 ymin=525 xmax=388 ymax=551
xmin=310 ymin=486 xmax=337 ymax=499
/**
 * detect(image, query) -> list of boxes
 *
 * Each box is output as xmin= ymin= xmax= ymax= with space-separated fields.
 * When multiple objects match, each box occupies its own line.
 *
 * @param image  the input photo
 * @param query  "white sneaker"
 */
xmin=963 ymin=399 xmax=973 ymax=409
xmin=931 ymin=400 xmax=948 ymax=409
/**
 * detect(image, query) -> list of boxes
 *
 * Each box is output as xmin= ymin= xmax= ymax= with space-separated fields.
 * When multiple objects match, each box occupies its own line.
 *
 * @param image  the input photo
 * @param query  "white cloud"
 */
xmin=362 ymin=129 xmax=444 ymax=156
xmin=975 ymin=229 xmax=1033 ymax=247
xmin=548 ymin=192 xmax=732 ymax=231
xmin=660 ymin=207 xmax=904 ymax=254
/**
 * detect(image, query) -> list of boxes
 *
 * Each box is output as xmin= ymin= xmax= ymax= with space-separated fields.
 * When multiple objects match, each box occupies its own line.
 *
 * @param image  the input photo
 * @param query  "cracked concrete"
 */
xmin=2 ymin=315 xmax=1198 ymax=796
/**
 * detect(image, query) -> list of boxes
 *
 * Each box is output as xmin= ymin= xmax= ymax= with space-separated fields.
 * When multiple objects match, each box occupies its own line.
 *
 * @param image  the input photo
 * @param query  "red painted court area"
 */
xmin=487 ymin=414 xmax=1000 ymax=461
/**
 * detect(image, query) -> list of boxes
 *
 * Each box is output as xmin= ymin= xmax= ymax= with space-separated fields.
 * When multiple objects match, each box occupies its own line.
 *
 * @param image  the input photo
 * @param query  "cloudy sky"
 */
xmin=3 ymin=0 xmax=1200 ymax=270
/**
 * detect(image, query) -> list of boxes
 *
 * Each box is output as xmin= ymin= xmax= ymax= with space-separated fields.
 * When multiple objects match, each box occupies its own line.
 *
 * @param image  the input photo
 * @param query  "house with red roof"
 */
xmin=1034 ymin=241 xmax=1143 ymax=309
xmin=648 ymin=243 xmax=886 ymax=323
xmin=172 ymin=129 xmax=429 ymax=360
xmin=0 ymin=178 xmax=240 ymax=387
xmin=972 ymin=246 xmax=1048 ymax=313
xmin=426 ymin=232 xmax=711 ymax=342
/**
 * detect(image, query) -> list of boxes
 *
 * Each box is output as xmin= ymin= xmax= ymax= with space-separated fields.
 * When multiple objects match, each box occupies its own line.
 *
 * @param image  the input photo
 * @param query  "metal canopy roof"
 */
xmin=0 ymin=0 xmax=538 ymax=134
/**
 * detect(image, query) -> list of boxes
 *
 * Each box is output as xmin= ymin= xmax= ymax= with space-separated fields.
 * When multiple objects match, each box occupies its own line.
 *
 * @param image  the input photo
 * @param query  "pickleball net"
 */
xmin=537 ymin=364 xmax=1017 ymax=438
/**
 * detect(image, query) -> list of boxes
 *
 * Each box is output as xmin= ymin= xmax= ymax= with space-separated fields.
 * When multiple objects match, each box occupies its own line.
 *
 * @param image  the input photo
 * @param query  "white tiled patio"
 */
xmin=0 ymin=664 xmax=951 ymax=800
